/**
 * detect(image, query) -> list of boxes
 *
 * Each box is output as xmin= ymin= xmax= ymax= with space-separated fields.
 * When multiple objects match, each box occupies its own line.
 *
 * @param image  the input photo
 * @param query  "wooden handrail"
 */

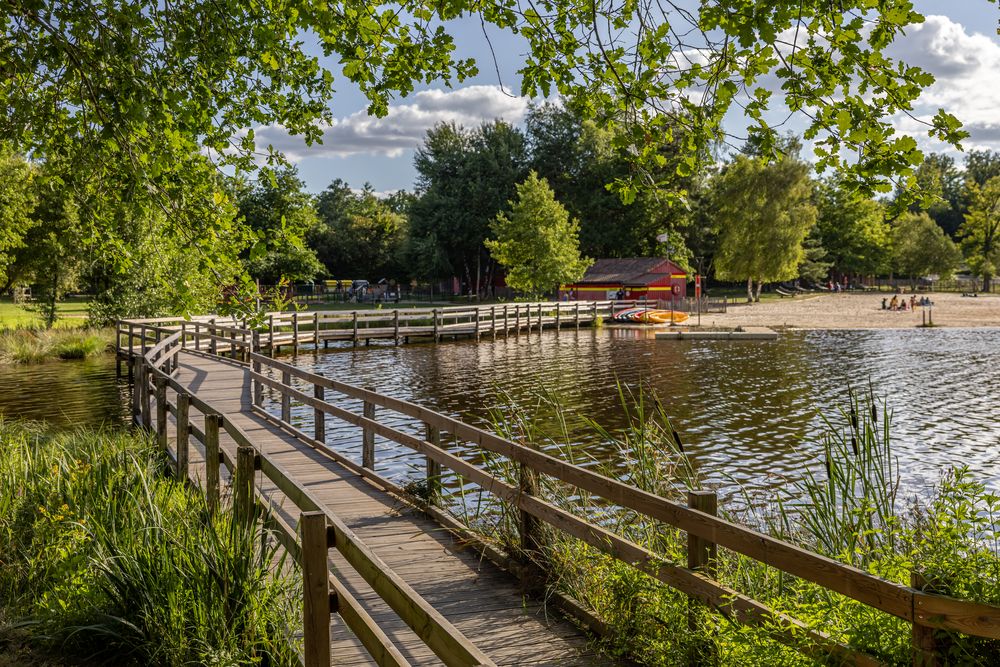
xmin=246 ymin=352 xmax=1000 ymax=642
xmin=137 ymin=330 xmax=493 ymax=667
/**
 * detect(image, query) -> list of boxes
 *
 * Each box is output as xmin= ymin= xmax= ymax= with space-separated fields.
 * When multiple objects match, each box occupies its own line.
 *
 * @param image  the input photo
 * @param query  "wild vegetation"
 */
xmin=446 ymin=387 xmax=1000 ymax=665
xmin=0 ymin=421 xmax=299 ymax=666
xmin=0 ymin=329 xmax=111 ymax=365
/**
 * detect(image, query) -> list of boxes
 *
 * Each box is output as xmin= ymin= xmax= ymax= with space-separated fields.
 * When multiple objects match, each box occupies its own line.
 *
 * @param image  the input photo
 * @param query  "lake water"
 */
xmin=265 ymin=327 xmax=1000 ymax=500
xmin=0 ymin=356 xmax=129 ymax=428
xmin=2 ymin=328 xmax=997 ymax=501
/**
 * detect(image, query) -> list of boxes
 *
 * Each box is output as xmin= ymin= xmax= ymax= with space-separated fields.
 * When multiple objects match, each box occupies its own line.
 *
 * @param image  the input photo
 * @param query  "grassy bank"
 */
xmin=0 ymin=421 xmax=299 ymax=666
xmin=466 ymin=388 xmax=1000 ymax=665
xmin=0 ymin=329 xmax=112 ymax=364
xmin=0 ymin=298 xmax=90 ymax=329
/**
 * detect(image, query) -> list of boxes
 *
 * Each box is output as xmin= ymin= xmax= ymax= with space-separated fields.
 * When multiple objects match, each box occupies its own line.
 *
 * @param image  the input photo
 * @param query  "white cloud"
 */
xmin=886 ymin=15 xmax=1000 ymax=152
xmin=253 ymin=85 xmax=530 ymax=161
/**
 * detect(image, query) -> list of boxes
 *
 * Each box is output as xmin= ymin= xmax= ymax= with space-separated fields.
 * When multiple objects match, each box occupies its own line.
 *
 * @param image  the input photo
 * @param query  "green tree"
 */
xmin=711 ymin=153 xmax=817 ymax=301
xmin=486 ymin=172 xmax=591 ymax=298
xmin=407 ymin=121 xmax=527 ymax=294
xmin=526 ymin=103 xmax=693 ymax=262
xmin=236 ymin=167 xmax=322 ymax=284
xmin=899 ymin=154 xmax=965 ymax=237
xmin=815 ymin=180 xmax=892 ymax=277
xmin=1 ymin=2 xmax=969 ymax=313
xmin=0 ymin=147 xmax=39 ymax=287
xmin=309 ymin=181 xmax=408 ymax=280
xmin=891 ymin=212 xmax=961 ymax=288
xmin=797 ymin=228 xmax=831 ymax=284
xmin=19 ymin=171 xmax=85 ymax=328
xmin=959 ymin=177 xmax=1000 ymax=292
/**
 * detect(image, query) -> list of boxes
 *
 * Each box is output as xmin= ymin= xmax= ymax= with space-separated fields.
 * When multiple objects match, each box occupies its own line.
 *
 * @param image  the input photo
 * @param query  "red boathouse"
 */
xmin=559 ymin=257 xmax=687 ymax=301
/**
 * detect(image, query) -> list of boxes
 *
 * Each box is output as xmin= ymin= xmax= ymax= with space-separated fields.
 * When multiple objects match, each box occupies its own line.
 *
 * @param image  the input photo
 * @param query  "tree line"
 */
xmin=2 ymin=103 xmax=998 ymax=325
xmin=232 ymin=107 xmax=1000 ymax=303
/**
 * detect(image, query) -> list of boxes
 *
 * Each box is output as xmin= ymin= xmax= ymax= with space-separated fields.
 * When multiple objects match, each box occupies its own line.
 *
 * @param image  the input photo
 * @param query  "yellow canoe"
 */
xmin=644 ymin=310 xmax=689 ymax=324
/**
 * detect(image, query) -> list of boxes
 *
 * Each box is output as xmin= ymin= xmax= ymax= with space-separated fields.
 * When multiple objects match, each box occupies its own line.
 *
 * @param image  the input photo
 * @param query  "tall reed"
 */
xmin=0 ymin=421 xmax=299 ymax=666
xmin=464 ymin=384 xmax=1000 ymax=665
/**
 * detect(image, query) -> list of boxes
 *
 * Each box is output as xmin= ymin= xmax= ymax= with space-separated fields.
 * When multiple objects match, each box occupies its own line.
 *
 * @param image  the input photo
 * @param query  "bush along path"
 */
xmin=0 ymin=421 xmax=300 ymax=666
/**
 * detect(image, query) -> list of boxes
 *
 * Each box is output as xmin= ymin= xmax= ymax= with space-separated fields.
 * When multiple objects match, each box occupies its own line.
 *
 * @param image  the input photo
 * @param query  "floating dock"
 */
xmin=655 ymin=326 xmax=778 ymax=341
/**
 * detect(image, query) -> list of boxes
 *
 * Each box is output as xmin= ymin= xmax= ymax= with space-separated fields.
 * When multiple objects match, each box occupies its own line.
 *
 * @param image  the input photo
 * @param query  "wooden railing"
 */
xmin=133 ymin=331 xmax=494 ymax=667
xmin=121 ymin=317 xmax=1000 ymax=667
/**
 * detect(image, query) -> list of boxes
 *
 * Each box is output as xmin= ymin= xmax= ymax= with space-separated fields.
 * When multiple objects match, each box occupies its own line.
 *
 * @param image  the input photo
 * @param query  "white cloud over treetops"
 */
xmin=256 ymin=15 xmax=998 ymax=164
xmin=252 ymin=85 xmax=530 ymax=161
xmin=885 ymin=15 xmax=1000 ymax=154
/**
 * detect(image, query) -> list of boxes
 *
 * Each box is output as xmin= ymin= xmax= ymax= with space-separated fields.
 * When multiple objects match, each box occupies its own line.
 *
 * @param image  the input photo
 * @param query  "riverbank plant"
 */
xmin=0 ymin=421 xmax=300 ymax=666
xmin=0 ymin=328 xmax=112 ymax=364
xmin=465 ymin=385 xmax=1000 ymax=666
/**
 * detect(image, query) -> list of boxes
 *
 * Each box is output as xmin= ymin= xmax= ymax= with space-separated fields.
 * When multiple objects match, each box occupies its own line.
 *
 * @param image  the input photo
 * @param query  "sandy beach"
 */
xmin=697 ymin=292 xmax=1000 ymax=330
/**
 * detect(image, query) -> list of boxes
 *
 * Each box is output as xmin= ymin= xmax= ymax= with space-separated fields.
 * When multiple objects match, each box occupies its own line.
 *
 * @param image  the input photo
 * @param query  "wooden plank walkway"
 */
xmin=164 ymin=350 xmax=604 ymax=666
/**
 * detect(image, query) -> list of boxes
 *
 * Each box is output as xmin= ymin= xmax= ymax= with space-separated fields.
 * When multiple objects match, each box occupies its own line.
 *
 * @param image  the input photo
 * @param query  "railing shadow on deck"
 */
xmin=119 ymin=306 xmax=1000 ymax=667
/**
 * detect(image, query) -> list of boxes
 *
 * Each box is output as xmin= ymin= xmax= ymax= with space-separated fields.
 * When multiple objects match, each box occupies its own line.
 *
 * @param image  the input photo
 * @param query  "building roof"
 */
xmin=576 ymin=257 xmax=680 ymax=285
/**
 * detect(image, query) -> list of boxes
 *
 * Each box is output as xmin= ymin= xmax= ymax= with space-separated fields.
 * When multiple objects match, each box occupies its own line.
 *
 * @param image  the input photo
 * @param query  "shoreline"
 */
xmin=690 ymin=292 xmax=1000 ymax=331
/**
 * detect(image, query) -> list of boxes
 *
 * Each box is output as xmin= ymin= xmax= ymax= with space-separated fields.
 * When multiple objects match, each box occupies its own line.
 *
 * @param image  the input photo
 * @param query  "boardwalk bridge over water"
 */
xmin=118 ymin=302 xmax=1000 ymax=667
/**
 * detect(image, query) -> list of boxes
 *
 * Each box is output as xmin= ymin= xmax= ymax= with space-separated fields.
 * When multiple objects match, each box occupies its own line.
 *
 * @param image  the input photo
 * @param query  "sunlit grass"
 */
xmin=0 ymin=328 xmax=112 ymax=364
xmin=0 ymin=421 xmax=300 ymax=666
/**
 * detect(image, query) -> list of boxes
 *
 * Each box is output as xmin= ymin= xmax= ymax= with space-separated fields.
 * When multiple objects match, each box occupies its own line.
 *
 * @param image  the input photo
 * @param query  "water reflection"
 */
xmin=268 ymin=327 xmax=1000 ymax=498
xmin=0 ymin=355 xmax=130 ymax=428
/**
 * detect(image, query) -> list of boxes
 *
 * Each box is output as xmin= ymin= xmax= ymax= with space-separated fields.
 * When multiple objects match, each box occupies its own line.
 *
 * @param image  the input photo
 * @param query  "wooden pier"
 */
xmin=118 ymin=314 xmax=1000 ymax=667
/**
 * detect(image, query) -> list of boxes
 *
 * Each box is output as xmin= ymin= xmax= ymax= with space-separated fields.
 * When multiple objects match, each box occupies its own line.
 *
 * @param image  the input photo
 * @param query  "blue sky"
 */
xmin=259 ymin=2 xmax=1000 ymax=194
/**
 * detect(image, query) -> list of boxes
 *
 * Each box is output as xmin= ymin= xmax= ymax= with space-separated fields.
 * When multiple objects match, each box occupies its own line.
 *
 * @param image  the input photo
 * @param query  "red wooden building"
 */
xmin=559 ymin=257 xmax=687 ymax=301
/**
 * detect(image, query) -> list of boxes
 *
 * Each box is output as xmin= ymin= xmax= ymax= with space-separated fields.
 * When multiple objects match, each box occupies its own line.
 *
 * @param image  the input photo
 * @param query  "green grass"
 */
xmin=468 ymin=386 xmax=1000 ymax=666
xmin=0 ymin=329 xmax=113 ymax=364
xmin=0 ymin=421 xmax=300 ymax=666
xmin=0 ymin=298 xmax=91 ymax=330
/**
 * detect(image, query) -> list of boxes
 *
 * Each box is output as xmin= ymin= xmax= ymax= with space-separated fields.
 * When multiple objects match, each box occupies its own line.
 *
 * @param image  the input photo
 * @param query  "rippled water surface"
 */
xmin=269 ymin=327 xmax=1000 ymax=497
xmin=0 ymin=355 xmax=129 ymax=428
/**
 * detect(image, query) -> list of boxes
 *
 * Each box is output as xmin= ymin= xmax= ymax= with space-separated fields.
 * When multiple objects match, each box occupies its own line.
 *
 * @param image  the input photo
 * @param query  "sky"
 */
xmin=257 ymin=2 xmax=1000 ymax=194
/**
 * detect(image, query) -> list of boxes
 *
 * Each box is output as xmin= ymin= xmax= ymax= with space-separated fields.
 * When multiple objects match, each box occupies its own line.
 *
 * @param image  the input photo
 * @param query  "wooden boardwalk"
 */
xmin=123 ymin=312 xmax=1000 ymax=667
xmin=164 ymin=350 xmax=603 ymax=666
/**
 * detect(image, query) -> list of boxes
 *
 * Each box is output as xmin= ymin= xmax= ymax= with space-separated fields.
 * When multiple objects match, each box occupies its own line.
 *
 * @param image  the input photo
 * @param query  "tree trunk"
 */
xmin=753 ymin=279 xmax=763 ymax=302
xmin=746 ymin=277 xmax=753 ymax=303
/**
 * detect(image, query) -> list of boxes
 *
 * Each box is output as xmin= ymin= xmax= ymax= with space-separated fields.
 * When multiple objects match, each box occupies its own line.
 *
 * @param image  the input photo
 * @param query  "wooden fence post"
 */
xmin=490 ymin=305 xmax=496 ymax=339
xmin=229 ymin=330 xmax=237 ymax=360
xmin=314 ymin=312 xmax=321 ymax=347
xmin=268 ymin=314 xmax=275 ymax=355
xmin=209 ymin=318 xmax=218 ymax=355
xmin=281 ymin=370 xmax=292 ymax=423
xmin=518 ymin=463 xmax=541 ymax=556
xmin=687 ymin=489 xmax=718 ymax=664
xmin=292 ymin=311 xmax=300 ymax=352
xmin=314 ymin=385 xmax=325 ymax=443
xmin=176 ymin=393 xmax=190 ymax=481
xmin=393 ymin=309 xmax=400 ymax=344
xmin=205 ymin=413 xmax=222 ymax=515
xmin=235 ymin=445 xmax=256 ymax=528
xmin=301 ymin=511 xmax=332 ymax=667
xmin=362 ymin=389 xmax=375 ymax=469
xmin=132 ymin=357 xmax=143 ymax=422
xmin=537 ymin=303 xmax=542 ymax=330
xmin=425 ymin=424 xmax=442 ymax=505
xmin=515 ymin=304 xmax=521 ymax=334
xmin=252 ymin=331 xmax=263 ymax=406
xmin=433 ymin=308 xmax=439 ymax=341
xmin=154 ymin=376 xmax=167 ymax=448
xmin=556 ymin=302 xmax=561 ymax=328
xmin=912 ymin=572 xmax=944 ymax=666
xmin=193 ymin=321 xmax=201 ymax=351
xmin=503 ymin=304 xmax=509 ymax=335
xmin=352 ymin=311 xmax=359 ymax=346
xmin=141 ymin=363 xmax=152 ymax=429
xmin=575 ymin=302 xmax=580 ymax=329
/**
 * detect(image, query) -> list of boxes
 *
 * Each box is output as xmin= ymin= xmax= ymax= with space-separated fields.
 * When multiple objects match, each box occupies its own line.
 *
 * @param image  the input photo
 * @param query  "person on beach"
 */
xmin=881 ymin=297 xmax=887 ymax=310
xmin=890 ymin=295 xmax=898 ymax=310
